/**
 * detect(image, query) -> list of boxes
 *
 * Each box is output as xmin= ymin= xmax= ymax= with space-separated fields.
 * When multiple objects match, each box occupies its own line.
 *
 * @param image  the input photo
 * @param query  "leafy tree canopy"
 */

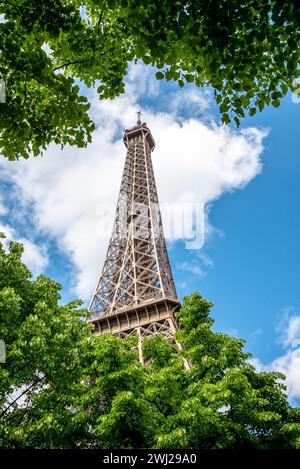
xmin=1 ymin=236 xmax=300 ymax=448
xmin=0 ymin=0 xmax=299 ymax=160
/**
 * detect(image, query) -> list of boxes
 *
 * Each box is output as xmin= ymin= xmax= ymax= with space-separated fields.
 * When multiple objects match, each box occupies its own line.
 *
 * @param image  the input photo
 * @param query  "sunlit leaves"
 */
xmin=0 ymin=0 xmax=299 ymax=158
xmin=0 ymin=240 xmax=299 ymax=448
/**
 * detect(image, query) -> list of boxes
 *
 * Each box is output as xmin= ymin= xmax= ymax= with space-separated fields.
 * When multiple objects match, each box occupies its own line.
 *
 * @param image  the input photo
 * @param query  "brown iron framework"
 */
xmin=88 ymin=120 xmax=180 ymax=342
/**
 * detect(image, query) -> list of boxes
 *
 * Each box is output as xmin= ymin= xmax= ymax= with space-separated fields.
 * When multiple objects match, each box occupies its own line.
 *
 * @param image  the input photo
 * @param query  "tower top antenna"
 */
xmin=136 ymin=110 xmax=142 ymax=125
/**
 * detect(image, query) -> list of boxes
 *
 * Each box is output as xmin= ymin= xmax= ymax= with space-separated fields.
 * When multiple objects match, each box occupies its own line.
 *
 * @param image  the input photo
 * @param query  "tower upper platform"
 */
xmin=123 ymin=122 xmax=155 ymax=151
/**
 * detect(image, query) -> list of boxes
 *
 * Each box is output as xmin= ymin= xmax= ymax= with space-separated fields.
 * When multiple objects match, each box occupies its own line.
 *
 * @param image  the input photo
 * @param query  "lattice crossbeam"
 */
xmin=89 ymin=123 xmax=179 ymax=318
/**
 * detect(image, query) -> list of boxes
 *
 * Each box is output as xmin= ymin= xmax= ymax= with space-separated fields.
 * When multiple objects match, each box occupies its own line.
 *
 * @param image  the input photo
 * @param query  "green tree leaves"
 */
xmin=155 ymin=72 xmax=164 ymax=80
xmin=0 ymin=239 xmax=299 ymax=448
xmin=0 ymin=0 xmax=299 ymax=159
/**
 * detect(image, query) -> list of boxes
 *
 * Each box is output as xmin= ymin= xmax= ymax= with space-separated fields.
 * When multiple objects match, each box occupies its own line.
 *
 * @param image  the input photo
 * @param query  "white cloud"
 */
xmin=0 ymin=63 xmax=268 ymax=300
xmin=176 ymin=251 xmax=214 ymax=281
xmin=0 ymin=223 xmax=14 ymax=244
xmin=249 ymin=349 xmax=300 ymax=404
xmin=196 ymin=251 xmax=214 ymax=268
xmin=169 ymin=88 xmax=211 ymax=117
xmin=283 ymin=316 xmax=300 ymax=348
xmin=276 ymin=307 xmax=300 ymax=348
xmin=20 ymin=238 xmax=48 ymax=277
xmin=0 ymin=196 xmax=7 ymax=215
xmin=269 ymin=349 xmax=300 ymax=402
xmin=250 ymin=311 xmax=300 ymax=404
xmin=125 ymin=62 xmax=161 ymax=100
xmin=0 ymin=223 xmax=48 ymax=277
xmin=176 ymin=261 xmax=205 ymax=278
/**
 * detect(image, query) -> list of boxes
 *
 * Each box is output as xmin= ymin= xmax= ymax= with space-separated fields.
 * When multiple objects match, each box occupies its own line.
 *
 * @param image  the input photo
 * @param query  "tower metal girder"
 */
xmin=88 ymin=122 xmax=180 ymax=340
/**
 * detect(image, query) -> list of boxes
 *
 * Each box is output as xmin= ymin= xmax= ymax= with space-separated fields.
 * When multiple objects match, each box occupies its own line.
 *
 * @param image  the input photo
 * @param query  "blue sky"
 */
xmin=172 ymin=87 xmax=300 ymax=351
xmin=0 ymin=62 xmax=299 ymax=405
xmin=171 ymin=90 xmax=300 ymax=406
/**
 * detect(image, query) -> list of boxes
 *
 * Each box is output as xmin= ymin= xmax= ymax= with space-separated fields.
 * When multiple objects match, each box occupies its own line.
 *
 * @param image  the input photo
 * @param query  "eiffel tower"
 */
xmin=88 ymin=114 xmax=180 ymax=354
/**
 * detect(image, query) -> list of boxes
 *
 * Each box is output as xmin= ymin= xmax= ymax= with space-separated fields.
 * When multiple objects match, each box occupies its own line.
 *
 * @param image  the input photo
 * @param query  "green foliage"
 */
xmin=0 ymin=0 xmax=299 ymax=159
xmin=0 ymin=236 xmax=92 ymax=447
xmin=0 ymin=239 xmax=299 ymax=448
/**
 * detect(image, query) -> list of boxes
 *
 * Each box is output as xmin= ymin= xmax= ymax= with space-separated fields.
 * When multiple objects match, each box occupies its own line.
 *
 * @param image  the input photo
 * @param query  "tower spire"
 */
xmin=136 ymin=110 xmax=142 ymax=125
xmin=88 ymin=121 xmax=180 ymax=344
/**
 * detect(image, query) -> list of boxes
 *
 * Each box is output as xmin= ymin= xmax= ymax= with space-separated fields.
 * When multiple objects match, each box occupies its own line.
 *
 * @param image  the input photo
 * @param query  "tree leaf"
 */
xmin=155 ymin=71 xmax=164 ymax=80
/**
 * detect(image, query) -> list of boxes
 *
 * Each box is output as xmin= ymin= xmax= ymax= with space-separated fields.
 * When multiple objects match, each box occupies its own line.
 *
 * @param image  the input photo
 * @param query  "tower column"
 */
xmin=137 ymin=327 xmax=144 ymax=365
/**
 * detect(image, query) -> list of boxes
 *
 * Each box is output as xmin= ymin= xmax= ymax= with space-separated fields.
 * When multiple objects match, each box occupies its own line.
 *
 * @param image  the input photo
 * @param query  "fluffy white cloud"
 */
xmin=250 ymin=349 xmax=300 ymax=404
xmin=125 ymin=61 xmax=161 ymax=100
xmin=0 ymin=64 xmax=268 ymax=300
xmin=168 ymin=88 xmax=211 ymax=117
xmin=20 ymin=239 xmax=48 ymax=277
xmin=283 ymin=316 xmax=300 ymax=348
xmin=0 ymin=223 xmax=48 ymax=277
xmin=250 ymin=311 xmax=300 ymax=403
xmin=276 ymin=307 xmax=300 ymax=348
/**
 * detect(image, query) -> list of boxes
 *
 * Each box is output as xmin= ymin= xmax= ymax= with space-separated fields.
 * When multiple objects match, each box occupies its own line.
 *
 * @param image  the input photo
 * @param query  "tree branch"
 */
xmin=0 ymin=375 xmax=46 ymax=419
xmin=97 ymin=10 xmax=104 ymax=27
xmin=53 ymin=58 xmax=94 ymax=72
xmin=0 ymin=1 xmax=35 ymax=10
xmin=143 ymin=396 xmax=165 ymax=415
xmin=24 ymin=74 xmax=27 ymax=101
xmin=96 ymin=0 xmax=105 ymax=27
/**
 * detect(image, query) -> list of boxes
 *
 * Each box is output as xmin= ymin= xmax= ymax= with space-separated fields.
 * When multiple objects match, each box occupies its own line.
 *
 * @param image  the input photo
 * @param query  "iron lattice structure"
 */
xmin=88 ymin=120 xmax=180 ymax=349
